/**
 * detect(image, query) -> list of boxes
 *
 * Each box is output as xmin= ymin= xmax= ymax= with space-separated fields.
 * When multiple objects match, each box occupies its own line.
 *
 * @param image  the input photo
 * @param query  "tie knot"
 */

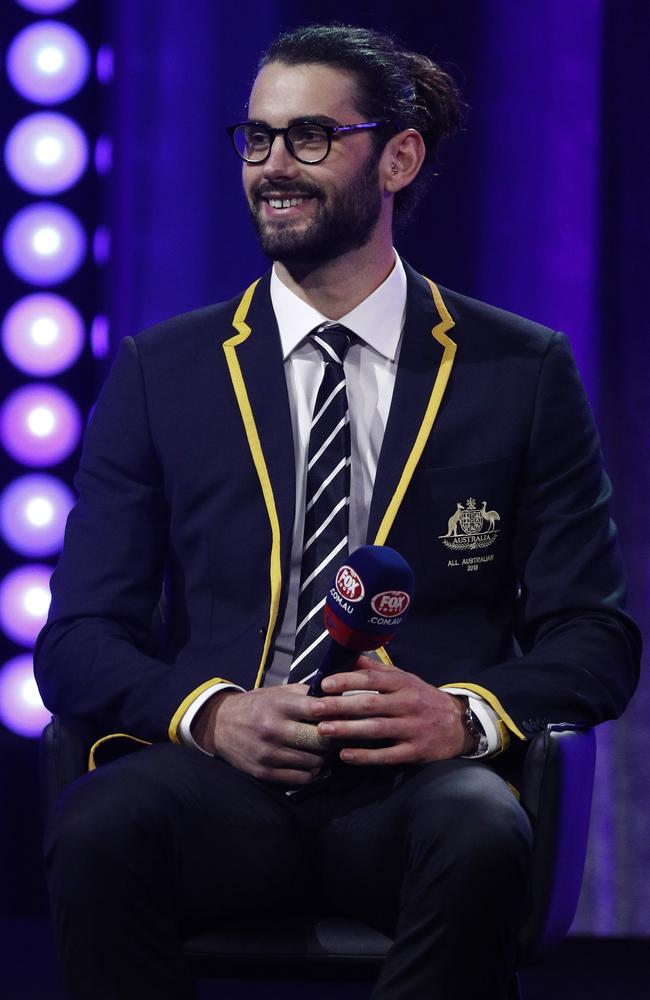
xmin=311 ymin=323 xmax=351 ymax=366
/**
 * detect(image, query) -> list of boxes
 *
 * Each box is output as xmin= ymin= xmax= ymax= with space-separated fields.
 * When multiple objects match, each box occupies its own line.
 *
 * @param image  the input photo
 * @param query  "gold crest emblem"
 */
xmin=439 ymin=498 xmax=501 ymax=551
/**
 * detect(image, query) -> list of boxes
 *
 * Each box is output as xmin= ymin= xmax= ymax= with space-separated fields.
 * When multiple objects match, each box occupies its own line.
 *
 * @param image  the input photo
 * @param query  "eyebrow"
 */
xmin=247 ymin=115 xmax=341 ymax=128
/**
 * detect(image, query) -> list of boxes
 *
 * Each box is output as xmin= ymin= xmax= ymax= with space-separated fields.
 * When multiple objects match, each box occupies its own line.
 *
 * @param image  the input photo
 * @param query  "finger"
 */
xmin=356 ymin=654 xmax=397 ymax=671
xmin=317 ymin=717 xmax=400 ymax=741
xmin=290 ymin=722 xmax=331 ymax=753
xmin=259 ymin=766 xmax=324 ymax=785
xmin=338 ymin=744 xmax=413 ymax=766
xmin=312 ymin=691 xmax=389 ymax=719
xmin=263 ymin=746 xmax=326 ymax=769
xmin=320 ymin=666 xmax=400 ymax=695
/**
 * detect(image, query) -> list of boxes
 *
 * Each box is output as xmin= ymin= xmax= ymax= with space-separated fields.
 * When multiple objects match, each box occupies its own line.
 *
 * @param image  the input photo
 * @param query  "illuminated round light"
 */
xmin=38 ymin=46 xmax=64 ymax=73
xmin=3 ymin=203 xmax=86 ymax=285
xmin=32 ymin=318 xmax=58 ymax=345
xmin=6 ymin=21 xmax=90 ymax=105
xmin=5 ymin=113 xmax=89 ymax=195
xmin=2 ymin=294 xmax=84 ymax=376
xmin=0 ymin=384 xmax=82 ymax=467
xmin=33 ymin=227 xmax=60 ymax=255
xmin=0 ymin=654 xmax=51 ymax=739
xmin=94 ymin=134 xmax=112 ymax=174
xmin=90 ymin=314 xmax=110 ymax=358
xmin=28 ymin=407 xmax=56 ymax=437
xmin=0 ymin=474 xmax=74 ymax=556
xmin=93 ymin=226 xmax=110 ymax=264
xmin=17 ymin=0 xmax=78 ymax=10
xmin=0 ymin=564 xmax=52 ymax=646
xmin=96 ymin=45 xmax=114 ymax=84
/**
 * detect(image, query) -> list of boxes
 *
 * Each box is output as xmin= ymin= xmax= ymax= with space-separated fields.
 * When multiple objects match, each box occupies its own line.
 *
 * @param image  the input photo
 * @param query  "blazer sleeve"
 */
xmin=34 ymin=337 xmax=226 ymax=742
xmin=457 ymin=331 xmax=641 ymax=734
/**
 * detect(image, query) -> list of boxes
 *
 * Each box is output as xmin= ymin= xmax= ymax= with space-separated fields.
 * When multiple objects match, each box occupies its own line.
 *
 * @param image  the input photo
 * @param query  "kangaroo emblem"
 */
xmin=439 ymin=497 xmax=501 ymax=552
xmin=444 ymin=502 xmax=465 ymax=537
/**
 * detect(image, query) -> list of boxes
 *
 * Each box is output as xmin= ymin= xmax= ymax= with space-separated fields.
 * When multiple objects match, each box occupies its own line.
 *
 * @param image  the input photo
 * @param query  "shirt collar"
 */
xmin=270 ymin=250 xmax=407 ymax=362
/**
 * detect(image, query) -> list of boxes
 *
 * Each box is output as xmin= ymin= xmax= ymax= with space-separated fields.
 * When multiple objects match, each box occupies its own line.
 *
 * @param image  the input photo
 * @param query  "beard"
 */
xmin=248 ymin=152 xmax=383 ymax=266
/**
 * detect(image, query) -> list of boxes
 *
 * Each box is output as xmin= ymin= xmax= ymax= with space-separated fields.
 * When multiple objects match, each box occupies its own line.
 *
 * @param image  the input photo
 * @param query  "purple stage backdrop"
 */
xmin=105 ymin=0 xmax=649 ymax=936
xmin=1 ymin=0 xmax=646 ymax=935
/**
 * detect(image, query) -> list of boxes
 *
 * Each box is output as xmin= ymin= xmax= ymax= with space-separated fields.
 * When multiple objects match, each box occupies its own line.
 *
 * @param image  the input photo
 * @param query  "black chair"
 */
xmin=40 ymin=717 xmax=596 ymax=999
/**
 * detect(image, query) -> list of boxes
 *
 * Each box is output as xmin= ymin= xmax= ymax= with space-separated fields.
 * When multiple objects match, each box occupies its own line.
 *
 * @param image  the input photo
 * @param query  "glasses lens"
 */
xmin=287 ymin=123 xmax=329 ymax=163
xmin=233 ymin=124 xmax=270 ymax=162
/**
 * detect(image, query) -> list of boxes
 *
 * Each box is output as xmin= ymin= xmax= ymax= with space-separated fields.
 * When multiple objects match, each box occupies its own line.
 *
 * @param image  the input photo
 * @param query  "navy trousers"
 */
xmin=45 ymin=745 xmax=532 ymax=999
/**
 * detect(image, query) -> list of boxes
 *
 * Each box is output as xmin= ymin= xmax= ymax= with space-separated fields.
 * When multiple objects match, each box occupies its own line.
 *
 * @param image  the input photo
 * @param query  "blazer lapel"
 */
xmin=222 ymin=272 xmax=296 ymax=684
xmin=368 ymin=263 xmax=457 ymax=545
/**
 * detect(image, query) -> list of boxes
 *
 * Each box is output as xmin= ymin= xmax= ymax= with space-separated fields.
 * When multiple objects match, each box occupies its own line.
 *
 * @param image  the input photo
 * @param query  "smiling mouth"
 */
xmin=256 ymin=187 xmax=321 ymax=214
xmin=266 ymin=196 xmax=310 ymax=210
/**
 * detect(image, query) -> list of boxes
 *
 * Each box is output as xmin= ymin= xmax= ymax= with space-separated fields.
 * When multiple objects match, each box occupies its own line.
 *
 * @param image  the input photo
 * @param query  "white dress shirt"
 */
xmin=179 ymin=253 xmax=501 ymax=756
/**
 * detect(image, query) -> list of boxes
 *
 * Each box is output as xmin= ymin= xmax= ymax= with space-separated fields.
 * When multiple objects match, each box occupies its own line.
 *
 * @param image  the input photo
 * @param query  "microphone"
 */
xmin=307 ymin=545 xmax=414 ymax=696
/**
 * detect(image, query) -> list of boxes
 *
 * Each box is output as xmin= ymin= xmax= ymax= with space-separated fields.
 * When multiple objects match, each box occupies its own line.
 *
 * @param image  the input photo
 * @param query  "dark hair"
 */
xmin=259 ymin=24 xmax=464 ymax=216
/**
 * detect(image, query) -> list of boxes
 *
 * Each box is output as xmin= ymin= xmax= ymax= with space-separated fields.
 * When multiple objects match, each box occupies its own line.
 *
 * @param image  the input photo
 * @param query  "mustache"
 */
xmin=253 ymin=181 xmax=323 ymax=204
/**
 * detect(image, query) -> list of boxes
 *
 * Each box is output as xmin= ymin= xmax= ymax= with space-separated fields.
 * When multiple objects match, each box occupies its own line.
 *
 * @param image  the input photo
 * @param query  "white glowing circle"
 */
xmin=32 ymin=226 xmax=61 ymax=256
xmin=27 ymin=406 xmax=56 ymax=437
xmin=24 ymin=585 xmax=51 ymax=617
xmin=30 ymin=316 xmax=59 ymax=347
xmin=36 ymin=45 xmax=65 ymax=74
xmin=34 ymin=135 xmax=63 ymax=165
xmin=25 ymin=497 xmax=55 ymax=527
xmin=21 ymin=675 xmax=43 ymax=707
xmin=0 ymin=474 xmax=74 ymax=557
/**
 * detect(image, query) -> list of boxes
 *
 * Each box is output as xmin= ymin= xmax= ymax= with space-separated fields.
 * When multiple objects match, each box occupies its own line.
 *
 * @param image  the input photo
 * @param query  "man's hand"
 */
xmin=312 ymin=655 xmax=474 ymax=765
xmin=191 ymin=685 xmax=330 ymax=784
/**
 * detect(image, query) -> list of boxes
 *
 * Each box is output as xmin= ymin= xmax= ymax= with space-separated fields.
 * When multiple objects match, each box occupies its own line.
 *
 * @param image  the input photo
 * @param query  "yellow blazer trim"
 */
xmin=168 ymin=677 xmax=236 ymax=744
xmin=372 ymin=277 xmax=457 ymax=546
xmin=222 ymin=279 xmax=282 ymax=690
xmin=88 ymin=733 xmax=152 ymax=771
xmin=440 ymin=682 xmax=527 ymax=741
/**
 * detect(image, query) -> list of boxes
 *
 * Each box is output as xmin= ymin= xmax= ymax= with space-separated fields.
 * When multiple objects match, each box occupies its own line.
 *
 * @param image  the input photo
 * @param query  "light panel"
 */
xmin=0 ymin=563 xmax=52 ymax=646
xmin=16 ymin=1 xmax=78 ymax=11
xmin=0 ymin=474 xmax=74 ymax=557
xmin=6 ymin=20 xmax=90 ymax=105
xmin=0 ymin=383 xmax=82 ymax=467
xmin=3 ymin=202 xmax=86 ymax=285
xmin=5 ymin=112 xmax=89 ymax=195
xmin=0 ymin=654 xmax=51 ymax=738
xmin=2 ymin=293 xmax=84 ymax=376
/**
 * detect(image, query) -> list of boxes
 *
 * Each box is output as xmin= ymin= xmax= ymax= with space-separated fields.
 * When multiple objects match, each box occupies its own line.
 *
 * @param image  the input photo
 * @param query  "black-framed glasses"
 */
xmin=226 ymin=119 xmax=395 ymax=165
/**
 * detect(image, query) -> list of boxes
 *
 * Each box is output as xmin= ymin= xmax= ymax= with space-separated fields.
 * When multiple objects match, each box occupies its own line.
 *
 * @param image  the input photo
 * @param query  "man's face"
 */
xmin=243 ymin=61 xmax=384 ymax=266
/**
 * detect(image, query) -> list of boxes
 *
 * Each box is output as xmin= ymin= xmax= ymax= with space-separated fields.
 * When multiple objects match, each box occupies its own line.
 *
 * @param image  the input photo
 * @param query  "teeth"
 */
xmin=268 ymin=197 xmax=306 ymax=209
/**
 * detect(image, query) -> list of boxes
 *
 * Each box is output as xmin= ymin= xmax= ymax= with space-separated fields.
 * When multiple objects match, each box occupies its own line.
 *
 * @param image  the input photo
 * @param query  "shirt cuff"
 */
xmin=442 ymin=686 xmax=504 ymax=757
xmin=177 ymin=682 xmax=245 ymax=755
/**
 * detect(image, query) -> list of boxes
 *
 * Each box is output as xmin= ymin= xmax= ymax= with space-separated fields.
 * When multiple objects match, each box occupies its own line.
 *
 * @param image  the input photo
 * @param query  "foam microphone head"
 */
xmin=324 ymin=545 xmax=414 ymax=652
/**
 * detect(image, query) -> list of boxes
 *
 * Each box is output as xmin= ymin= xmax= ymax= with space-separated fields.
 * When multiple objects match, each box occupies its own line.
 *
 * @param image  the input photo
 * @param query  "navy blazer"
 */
xmin=34 ymin=263 xmax=640 ymax=758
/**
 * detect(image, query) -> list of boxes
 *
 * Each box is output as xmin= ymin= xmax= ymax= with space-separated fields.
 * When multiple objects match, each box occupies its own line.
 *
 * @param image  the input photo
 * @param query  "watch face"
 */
xmin=468 ymin=709 xmax=488 ymax=756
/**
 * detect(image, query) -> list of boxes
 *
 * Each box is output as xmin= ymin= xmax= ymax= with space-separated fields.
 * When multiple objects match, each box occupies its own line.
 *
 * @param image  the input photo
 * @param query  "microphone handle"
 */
xmin=307 ymin=639 xmax=359 ymax=697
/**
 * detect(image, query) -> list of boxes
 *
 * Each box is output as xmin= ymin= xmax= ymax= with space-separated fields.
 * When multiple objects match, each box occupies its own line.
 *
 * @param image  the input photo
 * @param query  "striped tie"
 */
xmin=289 ymin=323 xmax=352 ymax=684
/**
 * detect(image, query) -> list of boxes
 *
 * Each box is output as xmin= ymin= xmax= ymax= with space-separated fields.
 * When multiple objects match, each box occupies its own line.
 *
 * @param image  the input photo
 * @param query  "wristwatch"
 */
xmin=459 ymin=696 xmax=489 ymax=757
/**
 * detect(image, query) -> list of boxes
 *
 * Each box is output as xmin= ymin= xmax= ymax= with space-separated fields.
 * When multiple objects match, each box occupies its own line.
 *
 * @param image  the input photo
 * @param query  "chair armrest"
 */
xmin=516 ymin=724 xmax=596 ymax=963
xmin=39 ymin=716 xmax=97 ymax=823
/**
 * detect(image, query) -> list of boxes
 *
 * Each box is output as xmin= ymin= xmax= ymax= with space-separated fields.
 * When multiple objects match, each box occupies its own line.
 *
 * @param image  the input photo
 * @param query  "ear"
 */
xmin=380 ymin=128 xmax=426 ymax=194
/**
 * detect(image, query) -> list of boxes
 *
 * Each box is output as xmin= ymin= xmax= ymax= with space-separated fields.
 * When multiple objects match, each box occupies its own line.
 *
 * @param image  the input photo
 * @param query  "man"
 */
xmin=35 ymin=24 xmax=640 ymax=1000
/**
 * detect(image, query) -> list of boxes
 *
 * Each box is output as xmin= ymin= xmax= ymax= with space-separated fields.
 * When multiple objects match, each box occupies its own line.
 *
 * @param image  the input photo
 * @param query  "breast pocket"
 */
xmin=406 ymin=458 xmax=517 ymax=603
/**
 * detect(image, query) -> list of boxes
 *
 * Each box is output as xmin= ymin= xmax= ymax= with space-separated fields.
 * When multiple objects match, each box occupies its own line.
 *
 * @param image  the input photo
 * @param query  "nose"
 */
xmin=261 ymin=133 xmax=300 ymax=180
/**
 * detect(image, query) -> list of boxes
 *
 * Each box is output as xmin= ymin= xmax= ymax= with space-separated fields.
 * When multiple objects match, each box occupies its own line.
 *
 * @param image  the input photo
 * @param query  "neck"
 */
xmin=274 ymin=237 xmax=396 ymax=320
